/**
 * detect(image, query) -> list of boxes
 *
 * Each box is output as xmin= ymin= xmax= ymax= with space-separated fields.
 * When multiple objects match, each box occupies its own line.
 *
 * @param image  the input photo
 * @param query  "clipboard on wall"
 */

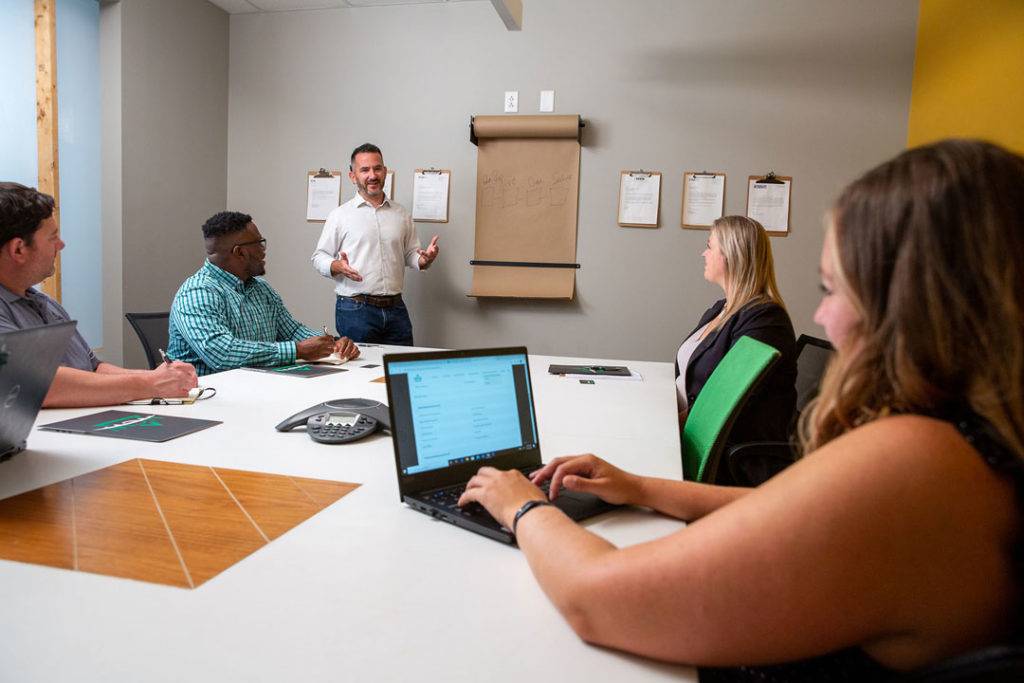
xmin=746 ymin=171 xmax=792 ymax=235
xmin=681 ymin=171 xmax=726 ymax=229
xmin=306 ymin=168 xmax=342 ymax=222
xmin=617 ymin=170 xmax=661 ymax=228
xmin=412 ymin=168 xmax=451 ymax=223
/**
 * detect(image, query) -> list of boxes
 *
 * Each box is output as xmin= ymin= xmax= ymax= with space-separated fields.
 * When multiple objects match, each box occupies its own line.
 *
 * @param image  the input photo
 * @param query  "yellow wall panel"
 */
xmin=908 ymin=0 xmax=1024 ymax=154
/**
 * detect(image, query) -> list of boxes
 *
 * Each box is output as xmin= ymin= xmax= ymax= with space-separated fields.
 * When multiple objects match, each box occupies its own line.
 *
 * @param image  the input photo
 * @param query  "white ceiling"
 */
xmin=207 ymin=0 xmax=479 ymax=15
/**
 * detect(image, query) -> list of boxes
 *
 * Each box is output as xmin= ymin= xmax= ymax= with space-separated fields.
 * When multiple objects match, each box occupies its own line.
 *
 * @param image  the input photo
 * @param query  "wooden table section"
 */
xmin=0 ymin=347 xmax=695 ymax=682
xmin=0 ymin=459 xmax=358 ymax=588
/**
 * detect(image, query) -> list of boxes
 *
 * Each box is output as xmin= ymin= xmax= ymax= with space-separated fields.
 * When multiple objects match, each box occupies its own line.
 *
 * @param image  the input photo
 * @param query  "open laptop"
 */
xmin=383 ymin=346 xmax=617 ymax=544
xmin=0 ymin=321 xmax=77 ymax=462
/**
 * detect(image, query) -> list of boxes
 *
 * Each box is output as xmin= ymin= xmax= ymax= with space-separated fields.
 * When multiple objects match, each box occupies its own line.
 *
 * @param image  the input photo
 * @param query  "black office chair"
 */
xmin=725 ymin=334 xmax=834 ymax=486
xmin=902 ymin=644 xmax=1024 ymax=682
xmin=124 ymin=311 xmax=170 ymax=370
xmin=792 ymin=334 xmax=834 ymax=414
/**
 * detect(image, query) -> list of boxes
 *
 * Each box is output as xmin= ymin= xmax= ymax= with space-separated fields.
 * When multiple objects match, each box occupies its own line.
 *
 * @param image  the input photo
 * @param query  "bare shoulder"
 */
xmin=795 ymin=414 xmax=1012 ymax=504
xmin=644 ymin=414 xmax=1019 ymax=667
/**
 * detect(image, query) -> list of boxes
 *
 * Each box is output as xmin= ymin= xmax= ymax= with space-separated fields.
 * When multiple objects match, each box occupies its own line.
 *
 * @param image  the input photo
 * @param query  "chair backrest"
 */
xmin=124 ymin=312 xmax=170 ymax=370
xmin=682 ymin=336 xmax=781 ymax=482
xmin=903 ymin=644 xmax=1024 ymax=682
xmin=793 ymin=334 xmax=834 ymax=413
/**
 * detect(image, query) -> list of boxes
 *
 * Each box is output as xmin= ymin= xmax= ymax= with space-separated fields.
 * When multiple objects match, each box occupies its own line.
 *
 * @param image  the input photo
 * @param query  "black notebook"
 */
xmin=39 ymin=410 xmax=220 ymax=442
xmin=245 ymin=364 xmax=347 ymax=378
xmin=548 ymin=364 xmax=631 ymax=377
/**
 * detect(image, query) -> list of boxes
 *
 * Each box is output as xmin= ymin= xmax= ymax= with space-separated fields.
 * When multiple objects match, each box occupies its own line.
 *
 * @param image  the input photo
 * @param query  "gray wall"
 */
xmin=102 ymin=0 xmax=229 ymax=368
xmin=226 ymin=0 xmax=918 ymax=361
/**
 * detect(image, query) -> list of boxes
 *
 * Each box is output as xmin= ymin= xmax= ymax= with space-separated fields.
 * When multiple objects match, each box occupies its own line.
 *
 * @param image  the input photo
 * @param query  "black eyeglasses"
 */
xmin=233 ymin=238 xmax=267 ymax=250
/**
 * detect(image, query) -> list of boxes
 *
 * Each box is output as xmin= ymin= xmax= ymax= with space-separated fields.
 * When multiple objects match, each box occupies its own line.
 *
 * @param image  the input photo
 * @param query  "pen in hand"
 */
xmin=322 ymin=325 xmax=331 ymax=338
xmin=158 ymin=348 xmax=172 ymax=366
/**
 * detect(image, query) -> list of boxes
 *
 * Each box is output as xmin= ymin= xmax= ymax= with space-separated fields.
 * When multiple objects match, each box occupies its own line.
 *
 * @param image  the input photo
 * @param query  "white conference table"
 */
xmin=0 ymin=346 xmax=695 ymax=682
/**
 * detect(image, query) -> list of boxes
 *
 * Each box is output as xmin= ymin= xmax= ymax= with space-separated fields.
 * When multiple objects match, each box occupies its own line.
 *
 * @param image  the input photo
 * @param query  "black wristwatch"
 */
xmin=512 ymin=499 xmax=553 ymax=536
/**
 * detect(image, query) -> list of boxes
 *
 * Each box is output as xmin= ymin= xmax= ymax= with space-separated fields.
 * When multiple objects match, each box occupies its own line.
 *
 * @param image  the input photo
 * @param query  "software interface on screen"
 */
xmin=388 ymin=354 xmax=537 ymax=475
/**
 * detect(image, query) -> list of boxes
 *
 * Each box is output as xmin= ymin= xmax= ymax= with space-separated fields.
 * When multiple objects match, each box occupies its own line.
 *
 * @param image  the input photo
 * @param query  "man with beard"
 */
xmin=311 ymin=143 xmax=439 ymax=346
xmin=169 ymin=211 xmax=359 ymax=376
xmin=0 ymin=182 xmax=198 ymax=406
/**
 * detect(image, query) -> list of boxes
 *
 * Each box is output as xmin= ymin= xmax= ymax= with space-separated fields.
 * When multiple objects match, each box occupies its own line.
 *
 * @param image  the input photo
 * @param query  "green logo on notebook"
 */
xmin=93 ymin=414 xmax=164 ymax=431
xmin=274 ymin=364 xmax=312 ymax=373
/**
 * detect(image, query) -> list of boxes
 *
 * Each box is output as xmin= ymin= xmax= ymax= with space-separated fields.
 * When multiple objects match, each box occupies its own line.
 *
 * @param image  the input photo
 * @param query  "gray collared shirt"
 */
xmin=0 ymin=284 xmax=100 ymax=371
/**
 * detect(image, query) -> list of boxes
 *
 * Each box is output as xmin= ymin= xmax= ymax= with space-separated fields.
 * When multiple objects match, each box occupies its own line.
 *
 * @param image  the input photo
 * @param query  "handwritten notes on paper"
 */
xmin=681 ymin=172 xmax=726 ymax=228
xmin=480 ymin=171 xmax=573 ymax=210
xmin=746 ymin=176 xmax=792 ymax=233
xmin=617 ymin=172 xmax=661 ymax=227
xmin=412 ymin=170 xmax=451 ymax=222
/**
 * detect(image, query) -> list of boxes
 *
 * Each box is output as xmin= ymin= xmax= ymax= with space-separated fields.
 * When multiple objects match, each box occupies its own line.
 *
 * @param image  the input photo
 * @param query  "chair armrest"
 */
xmin=725 ymin=441 xmax=798 ymax=487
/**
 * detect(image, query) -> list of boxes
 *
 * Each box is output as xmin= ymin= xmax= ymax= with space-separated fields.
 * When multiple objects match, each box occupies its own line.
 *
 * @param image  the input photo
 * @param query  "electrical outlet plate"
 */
xmin=504 ymin=91 xmax=519 ymax=113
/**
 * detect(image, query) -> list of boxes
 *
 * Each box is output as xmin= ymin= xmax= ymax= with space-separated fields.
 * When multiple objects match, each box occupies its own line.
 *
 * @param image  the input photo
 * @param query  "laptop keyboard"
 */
xmin=425 ymin=472 xmax=553 ymax=516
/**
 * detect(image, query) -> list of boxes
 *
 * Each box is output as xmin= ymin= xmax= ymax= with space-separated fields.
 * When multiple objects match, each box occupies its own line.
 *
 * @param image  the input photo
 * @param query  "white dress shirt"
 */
xmin=311 ymin=194 xmax=422 ymax=297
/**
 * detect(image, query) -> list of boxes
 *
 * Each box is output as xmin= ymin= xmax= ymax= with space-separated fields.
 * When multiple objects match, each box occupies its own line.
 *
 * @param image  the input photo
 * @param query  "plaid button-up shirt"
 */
xmin=168 ymin=260 xmax=319 ymax=376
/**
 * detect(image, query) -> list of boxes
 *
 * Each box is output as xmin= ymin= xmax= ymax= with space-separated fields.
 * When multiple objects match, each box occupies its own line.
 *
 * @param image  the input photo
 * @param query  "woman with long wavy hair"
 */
xmin=458 ymin=139 xmax=1024 ymax=681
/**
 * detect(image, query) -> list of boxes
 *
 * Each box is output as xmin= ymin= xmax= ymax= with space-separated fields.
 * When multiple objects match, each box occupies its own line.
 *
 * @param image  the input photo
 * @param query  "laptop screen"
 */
xmin=386 ymin=351 xmax=538 ymax=476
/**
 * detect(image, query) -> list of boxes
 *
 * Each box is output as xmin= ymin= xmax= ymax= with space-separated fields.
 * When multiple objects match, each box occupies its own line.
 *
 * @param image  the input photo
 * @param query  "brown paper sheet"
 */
xmin=470 ymin=115 xmax=581 ymax=299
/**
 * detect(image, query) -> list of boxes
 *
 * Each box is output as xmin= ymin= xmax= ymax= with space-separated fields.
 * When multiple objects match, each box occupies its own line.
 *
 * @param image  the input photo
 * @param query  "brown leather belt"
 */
xmin=348 ymin=293 xmax=402 ymax=308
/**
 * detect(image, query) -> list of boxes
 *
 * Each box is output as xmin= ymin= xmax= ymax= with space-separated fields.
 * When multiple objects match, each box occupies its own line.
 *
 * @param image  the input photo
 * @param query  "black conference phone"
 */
xmin=275 ymin=398 xmax=390 ymax=444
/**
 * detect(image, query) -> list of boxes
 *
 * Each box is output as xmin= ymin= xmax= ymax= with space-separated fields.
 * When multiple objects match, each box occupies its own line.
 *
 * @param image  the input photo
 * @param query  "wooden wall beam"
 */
xmin=489 ymin=0 xmax=522 ymax=31
xmin=35 ymin=0 xmax=61 ymax=301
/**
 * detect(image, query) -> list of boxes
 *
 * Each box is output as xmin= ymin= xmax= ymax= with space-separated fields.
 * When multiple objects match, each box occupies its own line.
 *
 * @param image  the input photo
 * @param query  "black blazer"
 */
xmin=675 ymin=298 xmax=797 ymax=447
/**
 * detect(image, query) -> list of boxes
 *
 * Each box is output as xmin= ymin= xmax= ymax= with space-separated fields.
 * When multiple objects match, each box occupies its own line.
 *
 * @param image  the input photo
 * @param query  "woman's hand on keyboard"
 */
xmin=458 ymin=467 xmax=546 ymax=530
xmin=530 ymin=454 xmax=642 ymax=506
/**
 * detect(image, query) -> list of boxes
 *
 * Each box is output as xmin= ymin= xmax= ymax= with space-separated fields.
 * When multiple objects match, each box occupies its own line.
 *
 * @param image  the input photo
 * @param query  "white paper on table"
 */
xmin=617 ymin=173 xmax=661 ymax=226
xmin=296 ymin=352 xmax=350 ymax=366
xmin=412 ymin=170 xmax=450 ymax=222
xmin=306 ymin=174 xmax=342 ymax=221
xmin=746 ymin=178 xmax=791 ymax=232
xmin=682 ymin=173 xmax=725 ymax=227
xmin=560 ymin=370 xmax=644 ymax=382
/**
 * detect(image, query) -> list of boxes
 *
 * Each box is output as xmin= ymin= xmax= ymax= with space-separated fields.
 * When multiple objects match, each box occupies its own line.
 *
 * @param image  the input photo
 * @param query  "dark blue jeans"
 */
xmin=335 ymin=296 xmax=414 ymax=346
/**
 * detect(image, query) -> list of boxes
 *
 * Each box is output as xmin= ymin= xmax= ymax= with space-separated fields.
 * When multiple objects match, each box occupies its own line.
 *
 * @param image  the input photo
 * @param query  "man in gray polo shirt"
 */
xmin=0 ymin=182 xmax=197 ymax=407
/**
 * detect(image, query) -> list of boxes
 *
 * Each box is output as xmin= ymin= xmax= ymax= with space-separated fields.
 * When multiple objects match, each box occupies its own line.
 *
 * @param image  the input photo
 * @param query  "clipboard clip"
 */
xmin=629 ymin=169 xmax=651 ymax=179
xmin=421 ymin=167 xmax=443 ymax=174
xmin=758 ymin=171 xmax=784 ymax=184
xmin=313 ymin=168 xmax=333 ymax=178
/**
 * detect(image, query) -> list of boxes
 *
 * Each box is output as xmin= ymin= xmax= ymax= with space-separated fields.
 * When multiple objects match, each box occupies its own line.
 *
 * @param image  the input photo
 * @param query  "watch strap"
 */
xmin=512 ymin=499 xmax=553 ymax=536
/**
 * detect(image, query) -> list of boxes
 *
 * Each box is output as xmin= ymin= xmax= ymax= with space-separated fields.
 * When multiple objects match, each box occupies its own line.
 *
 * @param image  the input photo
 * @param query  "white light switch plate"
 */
xmin=504 ymin=91 xmax=519 ymax=113
xmin=539 ymin=90 xmax=555 ymax=112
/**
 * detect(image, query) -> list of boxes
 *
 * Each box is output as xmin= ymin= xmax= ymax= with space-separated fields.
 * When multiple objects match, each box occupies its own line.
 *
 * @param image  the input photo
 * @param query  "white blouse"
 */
xmin=675 ymin=321 xmax=711 ymax=412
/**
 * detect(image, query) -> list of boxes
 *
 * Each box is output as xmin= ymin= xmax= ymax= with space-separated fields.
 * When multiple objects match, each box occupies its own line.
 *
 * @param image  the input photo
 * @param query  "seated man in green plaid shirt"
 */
xmin=168 ymin=211 xmax=359 ymax=376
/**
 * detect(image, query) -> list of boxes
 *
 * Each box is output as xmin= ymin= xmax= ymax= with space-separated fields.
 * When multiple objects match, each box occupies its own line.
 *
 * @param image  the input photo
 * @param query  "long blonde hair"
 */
xmin=708 ymin=215 xmax=785 ymax=332
xmin=801 ymin=139 xmax=1024 ymax=460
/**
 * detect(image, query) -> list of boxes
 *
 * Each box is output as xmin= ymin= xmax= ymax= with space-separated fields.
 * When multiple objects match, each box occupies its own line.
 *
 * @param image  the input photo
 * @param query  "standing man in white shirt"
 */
xmin=311 ymin=143 xmax=440 ymax=346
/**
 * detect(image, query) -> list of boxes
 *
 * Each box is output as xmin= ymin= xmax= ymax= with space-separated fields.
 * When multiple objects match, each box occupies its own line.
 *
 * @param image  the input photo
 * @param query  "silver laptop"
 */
xmin=0 ymin=322 xmax=77 ymax=461
xmin=383 ymin=346 xmax=616 ymax=544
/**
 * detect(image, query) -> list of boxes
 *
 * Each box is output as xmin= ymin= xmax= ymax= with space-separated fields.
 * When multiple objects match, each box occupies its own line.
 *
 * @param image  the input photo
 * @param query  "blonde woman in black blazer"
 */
xmin=674 ymin=216 xmax=797 ymax=449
